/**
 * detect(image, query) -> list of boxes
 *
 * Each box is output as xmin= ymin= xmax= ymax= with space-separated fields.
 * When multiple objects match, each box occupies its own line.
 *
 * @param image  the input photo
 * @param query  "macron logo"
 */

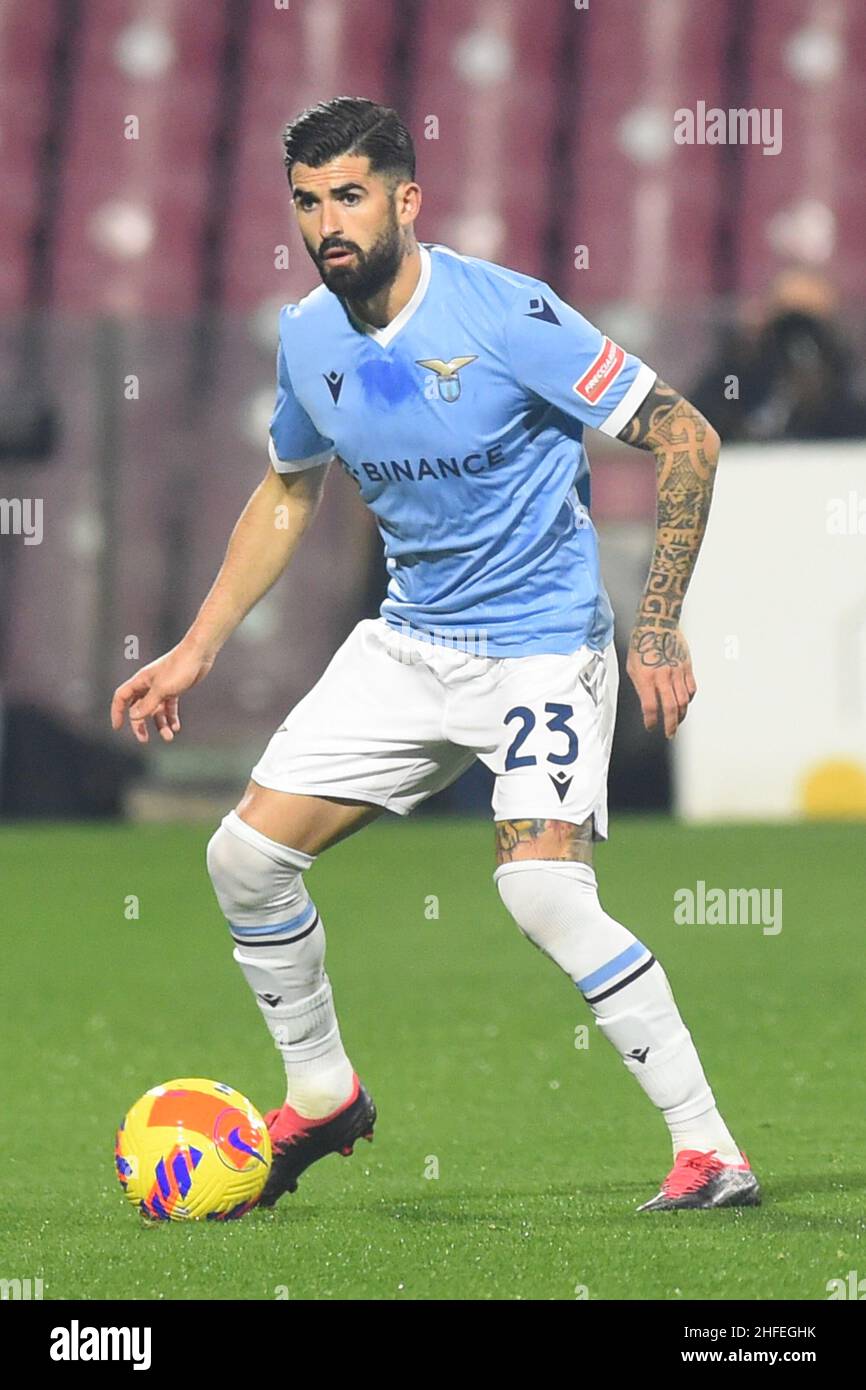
xmin=573 ymin=337 xmax=625 ymax=405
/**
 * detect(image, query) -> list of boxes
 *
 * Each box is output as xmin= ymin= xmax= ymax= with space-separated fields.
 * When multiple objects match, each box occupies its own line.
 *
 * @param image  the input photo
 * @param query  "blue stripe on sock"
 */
xmin=576 ymin=941 xmax=649 ymax=995
xmin=228 ymin=901 xmax=317 ymax=940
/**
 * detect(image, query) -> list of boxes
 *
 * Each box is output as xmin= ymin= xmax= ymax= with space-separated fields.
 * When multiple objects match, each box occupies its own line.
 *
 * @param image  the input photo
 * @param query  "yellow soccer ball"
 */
xmin=115 ymin=1078 xmax=272 ymax=1221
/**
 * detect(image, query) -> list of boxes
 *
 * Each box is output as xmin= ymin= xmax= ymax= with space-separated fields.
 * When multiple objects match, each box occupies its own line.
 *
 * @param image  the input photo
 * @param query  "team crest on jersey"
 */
xmin=415 ymin=355 xmax=478 ymax=402
xmin=573 ymin=337 xmax=625 ymax=405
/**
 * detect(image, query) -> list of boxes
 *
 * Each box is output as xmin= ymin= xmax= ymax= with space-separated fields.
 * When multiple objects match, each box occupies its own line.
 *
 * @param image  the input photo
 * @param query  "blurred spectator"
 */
xmin=691 ymin=271 xmax=866 ymax=441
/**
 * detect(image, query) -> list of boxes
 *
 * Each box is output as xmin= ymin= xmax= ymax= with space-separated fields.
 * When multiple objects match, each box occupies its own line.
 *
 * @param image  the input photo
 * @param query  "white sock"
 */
xmin=207 ymin=812 xmax=355 ymax=1118
xmin=494 ymin=860 xmax=742 ymax=1164
xmin=232 ymin=940 xmax=356 ymax=1120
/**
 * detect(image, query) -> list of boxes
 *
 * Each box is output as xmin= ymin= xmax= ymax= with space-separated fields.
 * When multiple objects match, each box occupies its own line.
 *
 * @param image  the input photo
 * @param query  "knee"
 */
xmin=206 ymin=813 xmax=310 ymax=921
xmin=206 ymin=822 xmax=271 ymax=915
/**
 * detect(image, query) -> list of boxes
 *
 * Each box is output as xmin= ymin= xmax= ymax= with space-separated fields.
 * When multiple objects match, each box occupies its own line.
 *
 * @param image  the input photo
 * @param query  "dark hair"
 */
xmin=282 ymin=97 xmax=415 ymax=187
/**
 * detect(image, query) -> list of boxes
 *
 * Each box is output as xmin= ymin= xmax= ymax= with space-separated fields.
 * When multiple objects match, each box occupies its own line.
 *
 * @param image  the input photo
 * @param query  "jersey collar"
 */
xmin=343 ymin=244 xmax=431 ymax=349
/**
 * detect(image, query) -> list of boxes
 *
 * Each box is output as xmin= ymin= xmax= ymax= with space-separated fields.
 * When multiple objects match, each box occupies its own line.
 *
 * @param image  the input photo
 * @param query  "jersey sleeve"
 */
xmin=504 ymin=282 xmax=657 ymax=436
xmin=268 ymin=328 xmax=335 ymax=472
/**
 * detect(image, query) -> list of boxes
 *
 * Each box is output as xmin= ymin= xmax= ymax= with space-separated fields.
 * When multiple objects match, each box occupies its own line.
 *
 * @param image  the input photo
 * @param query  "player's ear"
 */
xmin=393 ymin=177 xmax=421 ymax=225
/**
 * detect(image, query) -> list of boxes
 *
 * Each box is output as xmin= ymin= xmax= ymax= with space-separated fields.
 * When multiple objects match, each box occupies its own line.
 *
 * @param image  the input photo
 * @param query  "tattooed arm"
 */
xmin=616 ymin=379 xmax=721 ymax=738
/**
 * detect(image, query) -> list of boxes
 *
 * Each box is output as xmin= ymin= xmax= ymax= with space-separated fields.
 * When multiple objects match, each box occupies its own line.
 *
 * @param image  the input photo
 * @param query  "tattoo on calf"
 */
xmin=495 ymin=817 xmax=594 ymax=865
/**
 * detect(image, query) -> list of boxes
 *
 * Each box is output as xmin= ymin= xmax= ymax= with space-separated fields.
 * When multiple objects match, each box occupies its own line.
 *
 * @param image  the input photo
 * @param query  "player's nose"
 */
xmin=318 ymin=202 xmax=343 ymax=239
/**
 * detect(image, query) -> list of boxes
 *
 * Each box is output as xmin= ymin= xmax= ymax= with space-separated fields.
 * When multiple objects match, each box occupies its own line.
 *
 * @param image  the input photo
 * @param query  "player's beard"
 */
xmin=312 ymin=204 xmax=404 ymax=303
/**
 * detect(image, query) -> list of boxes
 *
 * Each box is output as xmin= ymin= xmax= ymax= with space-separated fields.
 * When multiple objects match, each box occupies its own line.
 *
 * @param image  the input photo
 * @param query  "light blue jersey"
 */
xmin=269 ymin=243 xmax=656 ymax=656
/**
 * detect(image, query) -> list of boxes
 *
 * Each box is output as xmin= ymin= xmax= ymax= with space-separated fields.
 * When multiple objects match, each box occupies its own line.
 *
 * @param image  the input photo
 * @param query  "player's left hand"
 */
xmin=627 ymin=624 xmax=696 ymax=739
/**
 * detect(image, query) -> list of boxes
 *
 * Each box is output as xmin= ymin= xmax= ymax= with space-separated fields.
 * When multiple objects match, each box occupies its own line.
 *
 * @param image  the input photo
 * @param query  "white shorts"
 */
xmin=251 ymin=617 xmax=619 ymax=835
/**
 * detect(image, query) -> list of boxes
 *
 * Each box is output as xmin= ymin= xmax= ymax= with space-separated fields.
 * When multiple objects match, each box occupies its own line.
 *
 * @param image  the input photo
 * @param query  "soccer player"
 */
xmin=111 ymin=98 xmax=760 ymax=1212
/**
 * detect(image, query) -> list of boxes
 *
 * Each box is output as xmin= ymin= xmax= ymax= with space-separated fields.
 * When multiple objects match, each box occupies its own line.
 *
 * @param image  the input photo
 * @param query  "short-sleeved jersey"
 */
xmin=269 ymin=242 xmax=656 ymax=656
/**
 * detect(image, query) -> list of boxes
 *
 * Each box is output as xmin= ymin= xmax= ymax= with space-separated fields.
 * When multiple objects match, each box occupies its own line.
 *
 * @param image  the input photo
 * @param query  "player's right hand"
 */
xmin=110 ymin=642 xmax=215 ymax=744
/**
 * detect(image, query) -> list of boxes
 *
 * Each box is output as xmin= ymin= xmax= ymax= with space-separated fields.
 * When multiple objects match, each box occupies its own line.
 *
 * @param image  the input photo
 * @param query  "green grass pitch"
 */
xmin=2 ymin=816 xmax=863 ymax=1301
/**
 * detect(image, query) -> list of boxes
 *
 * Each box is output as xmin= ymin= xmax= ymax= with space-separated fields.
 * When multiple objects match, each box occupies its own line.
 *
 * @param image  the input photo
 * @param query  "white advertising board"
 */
xmin=674 ymin=443 xmax=866 ymax=821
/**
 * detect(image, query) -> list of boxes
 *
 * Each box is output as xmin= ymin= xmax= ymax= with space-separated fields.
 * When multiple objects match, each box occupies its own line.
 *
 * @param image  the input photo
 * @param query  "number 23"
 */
xmin=504 ymin=703 xmax=579 ymax=771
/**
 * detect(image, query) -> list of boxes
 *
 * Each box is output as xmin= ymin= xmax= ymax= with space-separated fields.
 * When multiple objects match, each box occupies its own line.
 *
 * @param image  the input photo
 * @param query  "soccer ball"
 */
xmin=114 ymin=1078 xmax=272 ymax=1221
